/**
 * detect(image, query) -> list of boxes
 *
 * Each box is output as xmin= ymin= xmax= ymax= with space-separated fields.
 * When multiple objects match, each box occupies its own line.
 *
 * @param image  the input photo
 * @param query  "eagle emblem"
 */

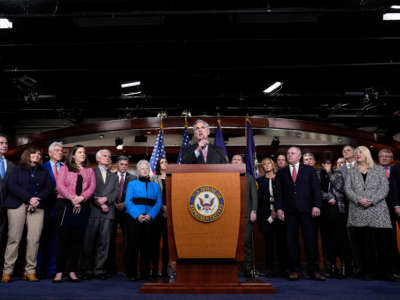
xmin=189 ymin=186 xmax=224 ymax=223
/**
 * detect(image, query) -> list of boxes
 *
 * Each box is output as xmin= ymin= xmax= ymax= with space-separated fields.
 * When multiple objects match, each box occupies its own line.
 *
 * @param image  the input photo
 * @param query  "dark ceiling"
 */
xmin=1 ymin=1 xmax=400 ymax=137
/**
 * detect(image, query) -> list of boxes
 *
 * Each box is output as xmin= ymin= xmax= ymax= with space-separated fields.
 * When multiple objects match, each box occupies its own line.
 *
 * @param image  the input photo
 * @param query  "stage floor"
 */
xmin=0 ymin=274 xmax=399 ymax=300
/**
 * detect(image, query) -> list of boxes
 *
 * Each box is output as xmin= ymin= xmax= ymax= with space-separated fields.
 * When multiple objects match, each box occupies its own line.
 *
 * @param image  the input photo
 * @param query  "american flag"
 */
xmin=177 ymin=123 xmax=191 ymax=164
xmin=246 ymin=118 xmax=259 ymax=178
xmin=149 ymin=128 xmax=166 ymax=174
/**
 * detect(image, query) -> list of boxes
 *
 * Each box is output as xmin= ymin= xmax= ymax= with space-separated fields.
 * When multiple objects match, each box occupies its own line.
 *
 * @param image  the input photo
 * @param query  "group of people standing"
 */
xmin=253 ymin=145 xmax=400 ymax=282
xmin=1 ymin=119 xmax=400 ymax=284
xmin=0 ymin=134 xmax=170 ymax=283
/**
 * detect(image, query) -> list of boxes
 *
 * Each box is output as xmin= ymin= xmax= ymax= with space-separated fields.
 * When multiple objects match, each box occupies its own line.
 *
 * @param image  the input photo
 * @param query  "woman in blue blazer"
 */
xmin=1 ymin=146 xmax=52 ymax=283
xmin=125 ymin=160 xmax=161 ymax=281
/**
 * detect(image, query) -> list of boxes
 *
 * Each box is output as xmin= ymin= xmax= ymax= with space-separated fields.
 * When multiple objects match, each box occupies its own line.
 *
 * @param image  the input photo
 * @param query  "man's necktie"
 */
xmin=0 ymin=158 xmax=5 ymax=180
xmin=102 ymin=168 xmax=107 ymax=183
xmin=202 ymin=148 xmax=207 ymax=163
xmin=385 ymin=167 xmax=390 ymax=179
xmin=53 ymin=163 xmax=58 ymax=180
xmin=118 ymin=174 xmax=125 ymax=202
xmin=292 ymin=166 xmax=297 ymax=182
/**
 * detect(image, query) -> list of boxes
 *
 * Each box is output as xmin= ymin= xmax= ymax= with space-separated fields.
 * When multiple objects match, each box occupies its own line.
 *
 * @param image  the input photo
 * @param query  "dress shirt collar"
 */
xmin=289 ymin=162 xmax=300 ymax=172
xmin=49 ymin=160 xmax=61 ymax=169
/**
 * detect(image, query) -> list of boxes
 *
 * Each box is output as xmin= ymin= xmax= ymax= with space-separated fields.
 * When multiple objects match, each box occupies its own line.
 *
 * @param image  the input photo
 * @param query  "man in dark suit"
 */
xmin=37 ymin=141 xmax=64 ymax=278
xmin=181 ymin=119 xmax=227 ymax=164
xmin=379 ymin=149 xmax=400 ymax=278
xmin=82 ymin=149 xmax=119 ymax=280
xmin=275 ymin=146 xmax=325 ymax=281
xmin=106 ymin=155 xmax=136 ymax=277
xmin=0 ymin=133 xmax=16 ymax=275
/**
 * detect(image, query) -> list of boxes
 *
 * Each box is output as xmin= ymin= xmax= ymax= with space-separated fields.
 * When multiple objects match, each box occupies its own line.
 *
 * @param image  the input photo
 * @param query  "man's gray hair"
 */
xmin=303 ymin=152 xmax=315 ymax=159
xmin=193 ymin=119 xmax=209 ymax=129
xmin=96 ymin=149 xmax=111 ymax=160
xmin=378 ymin=149 xmax=393 ymax=157
xmin=117 ymin=155 xmax=129 ymax=162
xmin=136 ymin=159 xmax=150 ymax=171
xmin=48 ymin=141 xmax=63 ymax=153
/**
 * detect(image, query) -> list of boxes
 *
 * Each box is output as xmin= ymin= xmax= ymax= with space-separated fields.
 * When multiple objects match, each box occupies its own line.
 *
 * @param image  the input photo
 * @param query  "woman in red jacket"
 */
xmin=53 ymin=145 xmax=96 ymax=283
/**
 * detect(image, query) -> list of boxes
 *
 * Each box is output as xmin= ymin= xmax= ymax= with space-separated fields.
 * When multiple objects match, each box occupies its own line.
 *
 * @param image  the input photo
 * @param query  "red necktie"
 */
xmin=202 ymin=148 xmax=207 ymax=163
xmin=292 ymin=166 xmax=297 ymax=182
xmin=385 ymin=167 xmax=390 ymax=179
xmin=53 ymin=164 xmax=58 ymax=180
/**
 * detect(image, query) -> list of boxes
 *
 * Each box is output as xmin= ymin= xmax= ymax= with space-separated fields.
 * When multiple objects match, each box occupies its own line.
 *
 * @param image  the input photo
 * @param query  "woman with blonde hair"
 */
xmin=344 ymin=146 xmax=393 ymax=281
xmin=257 ymin=157 xmax=287 ymax=277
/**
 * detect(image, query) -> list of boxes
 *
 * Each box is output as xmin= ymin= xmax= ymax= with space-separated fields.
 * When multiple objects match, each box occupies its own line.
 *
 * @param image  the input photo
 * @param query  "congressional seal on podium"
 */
xmin=189 ymin=185 xmax=224 ymax=223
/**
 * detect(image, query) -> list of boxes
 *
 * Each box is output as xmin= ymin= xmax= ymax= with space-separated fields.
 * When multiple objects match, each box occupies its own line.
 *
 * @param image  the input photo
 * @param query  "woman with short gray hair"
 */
xmin=124 ymin=160 xmax=162 ymax=281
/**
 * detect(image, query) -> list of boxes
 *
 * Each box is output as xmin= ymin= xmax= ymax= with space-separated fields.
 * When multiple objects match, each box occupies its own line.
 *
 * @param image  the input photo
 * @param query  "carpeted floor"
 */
xmin=0 ymin=274 xmax=399 ymax=300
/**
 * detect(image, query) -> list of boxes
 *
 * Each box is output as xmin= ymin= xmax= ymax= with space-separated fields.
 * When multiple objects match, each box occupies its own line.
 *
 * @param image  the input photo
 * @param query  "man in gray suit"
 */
xmin=0 ymin=133 xmax=16 ymax=274
xmin=231 ymin=154 xmax=257 ymax=277
xmin=106 ymin=156 xmax=136 ymax=276
xmin=82 ymin=149 xmax=119 ymax=280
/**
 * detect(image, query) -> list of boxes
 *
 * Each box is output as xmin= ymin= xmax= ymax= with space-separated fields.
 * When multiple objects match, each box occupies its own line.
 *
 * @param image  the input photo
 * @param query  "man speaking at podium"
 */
xmin=182 ymin=120 xmax=228 ymax=164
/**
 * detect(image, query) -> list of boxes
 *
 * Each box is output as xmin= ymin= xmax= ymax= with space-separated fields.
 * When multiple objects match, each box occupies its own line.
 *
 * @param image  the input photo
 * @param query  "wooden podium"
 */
xmin=140 ymin=164 xmax=275 ymax=294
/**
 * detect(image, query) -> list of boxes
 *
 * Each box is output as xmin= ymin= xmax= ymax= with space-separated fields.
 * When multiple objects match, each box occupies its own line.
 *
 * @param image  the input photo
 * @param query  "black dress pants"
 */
xmin=351 ymin=226 xmax=393 ymax=278
xmin=150 ymin=216 xmax=169 ymax=277
xmin=126 ymin=217 xmax=153 ymax=279
xmin=55 ymin=225 xmax=84 ymax=273
xmin=262 ymin=220 xmax=287 ymax=273
xmin=106 ymin=210 xmax=127 ymax=275
xmin=325 ymin=214 xmax=351 ymax=263
xmin=286 ymin=212 xmax=318 ymax=273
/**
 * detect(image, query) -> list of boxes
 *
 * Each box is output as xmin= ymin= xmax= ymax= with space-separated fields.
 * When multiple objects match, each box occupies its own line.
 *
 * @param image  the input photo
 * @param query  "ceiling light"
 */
xmin=115 ymin=137 xmax=124 ymax=150
xmin=0 ymin=19 xmax=12 ymax=29
xmin=121 ymin=81 xmax=141 ymax=88
xmin=391 ymin=5 xmax=400 ymax=9
xmin=263 ymin=81 xmax=283 ymax=95
xmin=383 ymin=13 xmax=400 ymax=21
xmin=121 ymin=80 xmax=142 ymax=97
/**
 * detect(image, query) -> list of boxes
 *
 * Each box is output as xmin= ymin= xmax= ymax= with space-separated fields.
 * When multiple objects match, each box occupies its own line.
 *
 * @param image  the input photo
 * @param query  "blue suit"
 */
xmin=275 ymin=164 xmax=321 ymax=273
xmin=36 ymin=160 xmax=63 ymax=277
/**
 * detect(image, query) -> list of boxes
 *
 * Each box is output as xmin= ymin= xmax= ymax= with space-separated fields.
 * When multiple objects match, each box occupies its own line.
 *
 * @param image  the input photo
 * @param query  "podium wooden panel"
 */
xmin=140 ymin=164 xmax=275 ymax=294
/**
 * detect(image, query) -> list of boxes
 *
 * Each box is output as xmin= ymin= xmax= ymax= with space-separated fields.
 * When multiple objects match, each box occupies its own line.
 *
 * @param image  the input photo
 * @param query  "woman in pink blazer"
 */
xmin=53 ymin=145 xmax=96 ymax=283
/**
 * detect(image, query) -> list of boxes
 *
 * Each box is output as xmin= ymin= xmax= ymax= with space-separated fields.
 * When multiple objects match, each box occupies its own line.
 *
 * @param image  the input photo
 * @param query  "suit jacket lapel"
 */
xmin=95 ymin=167 xmax=104 ymax=186
xmin=3 ymin=159 xmax=13 ymax=182
xmin=296 ymin=164 xmax=304 ymax=183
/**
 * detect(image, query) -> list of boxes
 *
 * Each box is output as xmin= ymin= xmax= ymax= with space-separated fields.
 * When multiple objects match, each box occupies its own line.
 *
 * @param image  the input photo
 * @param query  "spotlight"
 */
xmin=115 ymin=137 xmax=124 ymax=150
xmin=121 ymin=81 xmax=141 ymax=88
xmin=263 ymin=82 xmax=283 ymax=95
xmin=121 ymin=81 xmax=142 ymax=96
xmin=383 ymin=13 xmax=400 ymax=21
xmin=0 ymin=19 xmax=12 ymax=29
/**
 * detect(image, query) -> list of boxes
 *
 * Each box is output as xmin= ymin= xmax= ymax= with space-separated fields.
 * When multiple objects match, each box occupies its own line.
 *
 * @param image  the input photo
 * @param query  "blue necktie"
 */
xmin=0 ymin=157 xmax=5 ymax=180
